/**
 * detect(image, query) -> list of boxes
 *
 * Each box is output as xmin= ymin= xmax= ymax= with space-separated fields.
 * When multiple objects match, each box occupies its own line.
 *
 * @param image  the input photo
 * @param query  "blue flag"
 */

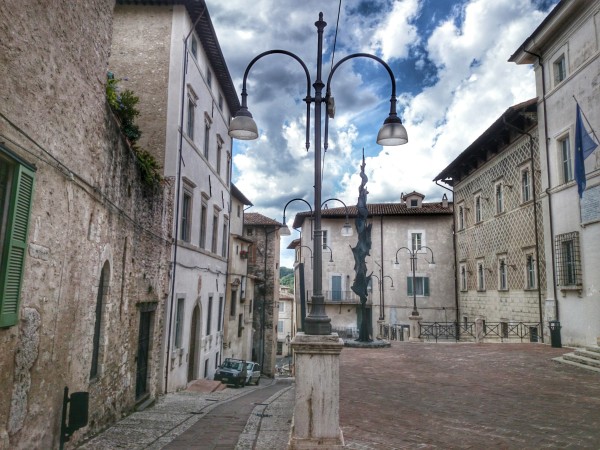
xmin=574 ymin=104 xmax=598 ymax=198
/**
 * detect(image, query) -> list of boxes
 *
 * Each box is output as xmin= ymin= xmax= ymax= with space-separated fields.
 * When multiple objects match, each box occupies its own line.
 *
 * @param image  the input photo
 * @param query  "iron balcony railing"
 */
xmin=306 ymin=290 xmax=371 ymax=304
xmin=418 ymin=321 xmax=541 ymax=343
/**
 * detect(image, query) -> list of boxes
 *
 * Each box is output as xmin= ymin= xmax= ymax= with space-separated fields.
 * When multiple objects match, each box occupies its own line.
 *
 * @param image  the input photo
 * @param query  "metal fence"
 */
xmin=332 ymin=326 xmax=359 ymax=339
xmin=376 ymin=321 xmax=542 ymax=343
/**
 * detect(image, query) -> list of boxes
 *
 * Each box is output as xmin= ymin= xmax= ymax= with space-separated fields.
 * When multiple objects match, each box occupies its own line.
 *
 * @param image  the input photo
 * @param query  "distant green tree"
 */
xmin=280 ymin=267 xmax=294 ymax=288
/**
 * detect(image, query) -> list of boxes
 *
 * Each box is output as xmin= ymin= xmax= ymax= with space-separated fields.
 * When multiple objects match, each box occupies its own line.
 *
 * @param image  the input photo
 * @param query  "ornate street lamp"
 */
xmin=394 ymin=246 xmax=435 ymax=316
xmin=229 ymin=12 xmax=408 ymax=336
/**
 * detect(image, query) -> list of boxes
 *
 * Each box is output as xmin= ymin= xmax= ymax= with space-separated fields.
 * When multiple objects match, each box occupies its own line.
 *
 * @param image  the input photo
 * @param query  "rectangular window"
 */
xmin=407 ymin=276 xmax=430 ymax=296
xmin=475 ymin=195 xmax=482 ymax=223
xmin=217 ymin=296 xmax=223 ymax=331
xmin=186 ymin=97 xmax=195 ymax=140
xmin=521 ymin=168 xmax=531 ymax=203
xmin=206 ymin=68 xmax=212 ymax=87
xmin=498 ymin=258 xmax=508 ymax=290
xmin=199 ymin=203 xmax=207 ymax=249
xmin=238 ymin=313 xmax=243 ymax=337
xmin=278 ymin=320 xmax=284 ymax=333
xmin=559 ymin=137 xmax=573 ymax=183
xmin=230 ymin=289 xmax=237 ymax=317
xmin=555 ymin=232 xmax=581 ymax=286
xmin=206 ymin=295 xmax=213 ymax=335
xmin=211 ymin=214 xmax=219 ymax=253
xmin=174 ymin=297 xmax=185 ymax=348
xmin=322 ymin=230 xmax=328 ymax=248
xmin=495 ymin=183 xmax=504 ymax=214
xmin=459 ymin=264 xmax=467 ymax=291
xmin=190 ymin=36 xmax=197 ymax=59
xmin=204 ymin=123 xmax=210 ymax=158
xmin=216 ymin=143 xmax=222 ymax=175
xmin=526 ymin=254 xmax=536 ymax=289
xmin=279 ymin=301 xmax=285 ymax=313
xmin=458 ymin=205 xmax=465 ymax=230
xmin=218 ymin=94 xmax=223 ymax=111
xmin=181 ymin=187 xmax=192 ymax=242
xmin=0 ymin=151 xmax=35 ymax=327
xmin=221 ymin=222 xmax=228 ymax=257
xmin=411 ymin=233 xmax=422 ymax=252
xmin=477 ymin=261 xmax=485 ymax=291
xmin=554 ymin=55 xmax=566 ymax=84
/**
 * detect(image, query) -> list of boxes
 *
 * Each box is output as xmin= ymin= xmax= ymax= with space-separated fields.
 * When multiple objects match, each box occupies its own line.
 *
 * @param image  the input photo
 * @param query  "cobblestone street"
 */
xmin=339 ymin=342 xmax=600 ymax=449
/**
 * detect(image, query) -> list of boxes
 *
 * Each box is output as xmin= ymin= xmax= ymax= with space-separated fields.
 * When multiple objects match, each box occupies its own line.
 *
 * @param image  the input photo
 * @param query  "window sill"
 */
xmin=476 ymin=289 xmax=486 ymax=292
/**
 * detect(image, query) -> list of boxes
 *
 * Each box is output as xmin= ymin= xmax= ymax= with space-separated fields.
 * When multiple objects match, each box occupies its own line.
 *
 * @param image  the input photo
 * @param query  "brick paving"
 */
xmin=339 ymin=342 xmax=600 ymax=449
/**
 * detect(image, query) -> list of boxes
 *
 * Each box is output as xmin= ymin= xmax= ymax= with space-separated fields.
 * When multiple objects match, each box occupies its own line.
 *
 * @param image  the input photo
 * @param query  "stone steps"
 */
xmin=553 ymin=346 xmax=600 ymax=374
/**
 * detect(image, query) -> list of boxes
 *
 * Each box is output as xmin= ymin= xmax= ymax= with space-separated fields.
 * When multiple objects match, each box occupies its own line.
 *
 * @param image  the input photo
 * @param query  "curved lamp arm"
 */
xmin=324 ymin=52 xmax=407 ymax=149
xmin=394 ymin=246 xmax=412 ymax=265
xmin=382 ymin=275 xmax=394 ymax=288
xmin=321 ymin=197 xmax=353 ymax=237
xmin=229 ymin=50 xmax=312 ymax=151
xmin=281 ymin=198 xmax=313 ymax=236
xmin=299 ymin=245 xmax=313 ymax=268
xmin=323 ymin=244 xmax=334 ymax=262
xmin=420 ymin=246 xmax=436 ymax=267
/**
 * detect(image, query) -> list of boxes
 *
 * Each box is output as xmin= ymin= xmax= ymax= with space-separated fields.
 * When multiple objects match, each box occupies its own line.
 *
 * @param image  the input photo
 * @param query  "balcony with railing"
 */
xmin=306 ymin=290 xmax=372 ymax=305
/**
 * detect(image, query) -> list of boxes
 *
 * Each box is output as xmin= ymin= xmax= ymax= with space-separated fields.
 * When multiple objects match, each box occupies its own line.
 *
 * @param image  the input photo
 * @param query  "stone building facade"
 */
xmin=223 ymin=184 xmax=255 ymax=362
xmin=435 ymin=100 xmax=547 ymax=338
xmin=244 ymin=213 xmax=284 ymax=377
xmin=291 ymin=193 xmax=455 ymax=338
xmin=510 ymin=0 xmax=600 ymax=346
xmin=110 ymin=0 xmax=240 ymax=390
xmin=0 ymin=1 xmax=171 ymax=448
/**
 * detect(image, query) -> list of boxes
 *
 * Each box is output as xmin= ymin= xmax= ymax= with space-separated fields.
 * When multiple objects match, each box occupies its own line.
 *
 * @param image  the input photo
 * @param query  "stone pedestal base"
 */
xmin=288 ymin=333 xmax=344 ymax=450
xmin=409 ymin=315 xmax=423 ymax=342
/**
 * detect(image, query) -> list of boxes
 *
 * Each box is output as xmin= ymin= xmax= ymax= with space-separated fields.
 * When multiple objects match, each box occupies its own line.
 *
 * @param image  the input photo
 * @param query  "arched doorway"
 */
xmin=188 ymin=304 xmax=200 ymax=382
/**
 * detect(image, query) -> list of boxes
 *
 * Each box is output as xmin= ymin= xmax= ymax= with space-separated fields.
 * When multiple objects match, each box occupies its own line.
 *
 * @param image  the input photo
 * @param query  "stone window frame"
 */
xmin=476 ymin=259 xmax=486 ymax=292
xmin=552 ymin=51 xmax=568 ymax=87
xmin=408 ymin=229 xmax=426 ymax=252
xmin=216 ymin=134 xmax=224 ymax=176
xmin=457 ymin=202 xmax=465 ymax=231
xmin=180 ymin=179 xmax=195 ymax=243
xmin=459 ymin=262 xmax=467 ymax=292
xmin=494 ymin=180 xmax=505 ymax=215
xmin=525 ymin=251 xmax=537 ymax=290
xmin=497 ymin=254 xmax=508 ymax=291
xmin=203 ymin=112 xmax=212 ymax=160
xmin=555 ymin=231 xmax=582 ymax=289
xmin=520 ymin=163 xmax=532 ymax=204
xmin=186 ymin=86 xmax=198 ymax=141
xmin=556 ymin=130 xmax=573 ymax=184
xmin=473 ymin=191 xmax=483 ymax=224
xmin=199 ymin=192 xmax=209 ymax=249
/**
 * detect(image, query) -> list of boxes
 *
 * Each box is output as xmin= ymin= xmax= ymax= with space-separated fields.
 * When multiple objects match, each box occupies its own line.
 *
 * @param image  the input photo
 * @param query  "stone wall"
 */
xmin=249 ymin=227 xmax=281 ymax=377
xmin=0 ymin=1 xmax=171 ymax=448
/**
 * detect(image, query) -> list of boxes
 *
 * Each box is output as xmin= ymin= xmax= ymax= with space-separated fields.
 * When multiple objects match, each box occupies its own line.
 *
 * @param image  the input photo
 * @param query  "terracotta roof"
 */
xmin=244 ymin=212 xmax=284 ymax=227
xmin=292 ymin=202 xmax=453 ymax=229
xmin=433 ymin=98 xmax=537 ymax=186
xmin=116 ymin=0 xmax=240 ymax=114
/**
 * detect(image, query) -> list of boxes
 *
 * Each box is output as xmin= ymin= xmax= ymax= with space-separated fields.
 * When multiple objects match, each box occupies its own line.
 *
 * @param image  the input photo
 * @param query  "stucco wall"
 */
xmin=0 ymin=1 xmax=171 ymax=447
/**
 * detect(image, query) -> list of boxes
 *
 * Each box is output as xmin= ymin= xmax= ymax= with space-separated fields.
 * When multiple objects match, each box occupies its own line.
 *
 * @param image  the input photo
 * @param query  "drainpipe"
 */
xmin=379 ymin=215 xmax=385 ymax=321
xmin=525 ymin=50 xmax=559 ymax=322
xmin=503 ymin=116 xmax=545 ymax=342
xmin=435 ymin=181 xmax=459 ymax=328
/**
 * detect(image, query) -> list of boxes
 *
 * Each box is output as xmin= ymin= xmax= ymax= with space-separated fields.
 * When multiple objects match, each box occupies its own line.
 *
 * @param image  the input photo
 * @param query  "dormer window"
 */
xmin=410 ymin=199 xmax=418 ymax=207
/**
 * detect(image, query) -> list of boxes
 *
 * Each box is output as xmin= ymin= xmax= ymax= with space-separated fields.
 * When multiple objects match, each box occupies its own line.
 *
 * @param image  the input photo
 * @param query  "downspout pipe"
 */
xmin=525 ymin=50 xmax=559 ymax=322
xmin=435 ymin=180 xmax=460 ymax=328
xmin=503 ymin=116 xmax=545 ymax=342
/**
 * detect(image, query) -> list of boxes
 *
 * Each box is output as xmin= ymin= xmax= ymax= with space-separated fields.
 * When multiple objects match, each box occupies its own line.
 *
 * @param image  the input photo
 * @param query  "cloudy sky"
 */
xmin=206 ymin=0 xmax=557 ymax=268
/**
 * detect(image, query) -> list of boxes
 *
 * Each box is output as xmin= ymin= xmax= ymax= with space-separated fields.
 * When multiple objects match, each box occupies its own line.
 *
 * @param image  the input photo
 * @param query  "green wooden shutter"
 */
xmin=407 ymin=277 xmax=413 ymax=296
xmin=0 ymin=164 xmax=35 ymax=327
xmin=424 ymin=277 xmax=430 ymax=296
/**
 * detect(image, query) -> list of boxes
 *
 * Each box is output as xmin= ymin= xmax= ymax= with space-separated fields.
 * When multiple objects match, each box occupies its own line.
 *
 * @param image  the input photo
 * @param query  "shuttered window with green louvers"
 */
xmin=0 ymin=149 xmax=35 ymax=328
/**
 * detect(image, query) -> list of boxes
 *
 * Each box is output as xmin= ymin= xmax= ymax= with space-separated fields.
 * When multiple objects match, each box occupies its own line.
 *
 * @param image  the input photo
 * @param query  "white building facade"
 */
xmin=510 ymin=0 xmax=600 ymax=346
xmin=291 ymin=193 xmax=455 ymax=339
xmin=111 ymin=0 xmax=240 ymax=390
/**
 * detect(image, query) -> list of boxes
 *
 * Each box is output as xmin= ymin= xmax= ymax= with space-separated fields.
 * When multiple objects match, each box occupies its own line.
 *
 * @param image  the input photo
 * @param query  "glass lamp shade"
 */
xmin=428 ymin=262 xmax=436 ymax=269
xmin=341 ymin=222 xmax=353 ymax=237
xmin=228 ymin=111 xmax=258 ymax=140
xmin=376 ymin=120 xmax=408 ymax=146
xmin=280 ymin=224 xmax=292 ymax=236
xmin=393 ymin=261 xmax=401 ymax=270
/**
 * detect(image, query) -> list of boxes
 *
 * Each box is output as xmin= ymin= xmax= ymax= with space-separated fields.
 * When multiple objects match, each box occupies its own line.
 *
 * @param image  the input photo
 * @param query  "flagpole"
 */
xmin=573 ymin=95 xmax=599 ymax=143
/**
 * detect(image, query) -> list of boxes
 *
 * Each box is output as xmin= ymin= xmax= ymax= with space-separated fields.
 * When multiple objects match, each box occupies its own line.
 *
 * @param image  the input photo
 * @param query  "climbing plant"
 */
xmin=106 ymin=72 xmax=162 ymax=188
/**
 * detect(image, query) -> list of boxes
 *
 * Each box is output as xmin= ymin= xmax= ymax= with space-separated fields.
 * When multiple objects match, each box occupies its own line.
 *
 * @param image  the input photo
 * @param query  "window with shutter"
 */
xmin=0 ymin=151 xmax=36 ymax=328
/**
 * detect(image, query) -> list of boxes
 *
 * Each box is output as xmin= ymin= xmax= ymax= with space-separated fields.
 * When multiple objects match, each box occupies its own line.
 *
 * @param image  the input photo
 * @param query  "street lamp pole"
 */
xmin=228 ymin=12 xmax=408 ymax=447
xmin=394 ymin=246 xmax=435 ymax=316
xmin=228 ymin=12 xmax=407 ymax=336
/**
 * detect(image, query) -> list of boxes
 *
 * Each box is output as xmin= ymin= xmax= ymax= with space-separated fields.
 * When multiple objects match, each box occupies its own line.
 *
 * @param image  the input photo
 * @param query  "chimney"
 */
xmin=400 ymin=192 xmax=405 ymax=205
xmin=442 ymin=193 xmax=448 ymax=208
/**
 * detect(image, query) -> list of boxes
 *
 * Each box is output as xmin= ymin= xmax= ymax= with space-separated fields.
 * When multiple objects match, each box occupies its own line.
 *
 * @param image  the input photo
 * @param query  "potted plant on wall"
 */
xmin=240 ymin=249 xmax=248 ymax=259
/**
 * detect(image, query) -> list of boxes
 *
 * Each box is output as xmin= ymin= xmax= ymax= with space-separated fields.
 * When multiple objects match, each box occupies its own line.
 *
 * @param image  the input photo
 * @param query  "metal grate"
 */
xmin=554 ymin=231 xmax=582 ymax=286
